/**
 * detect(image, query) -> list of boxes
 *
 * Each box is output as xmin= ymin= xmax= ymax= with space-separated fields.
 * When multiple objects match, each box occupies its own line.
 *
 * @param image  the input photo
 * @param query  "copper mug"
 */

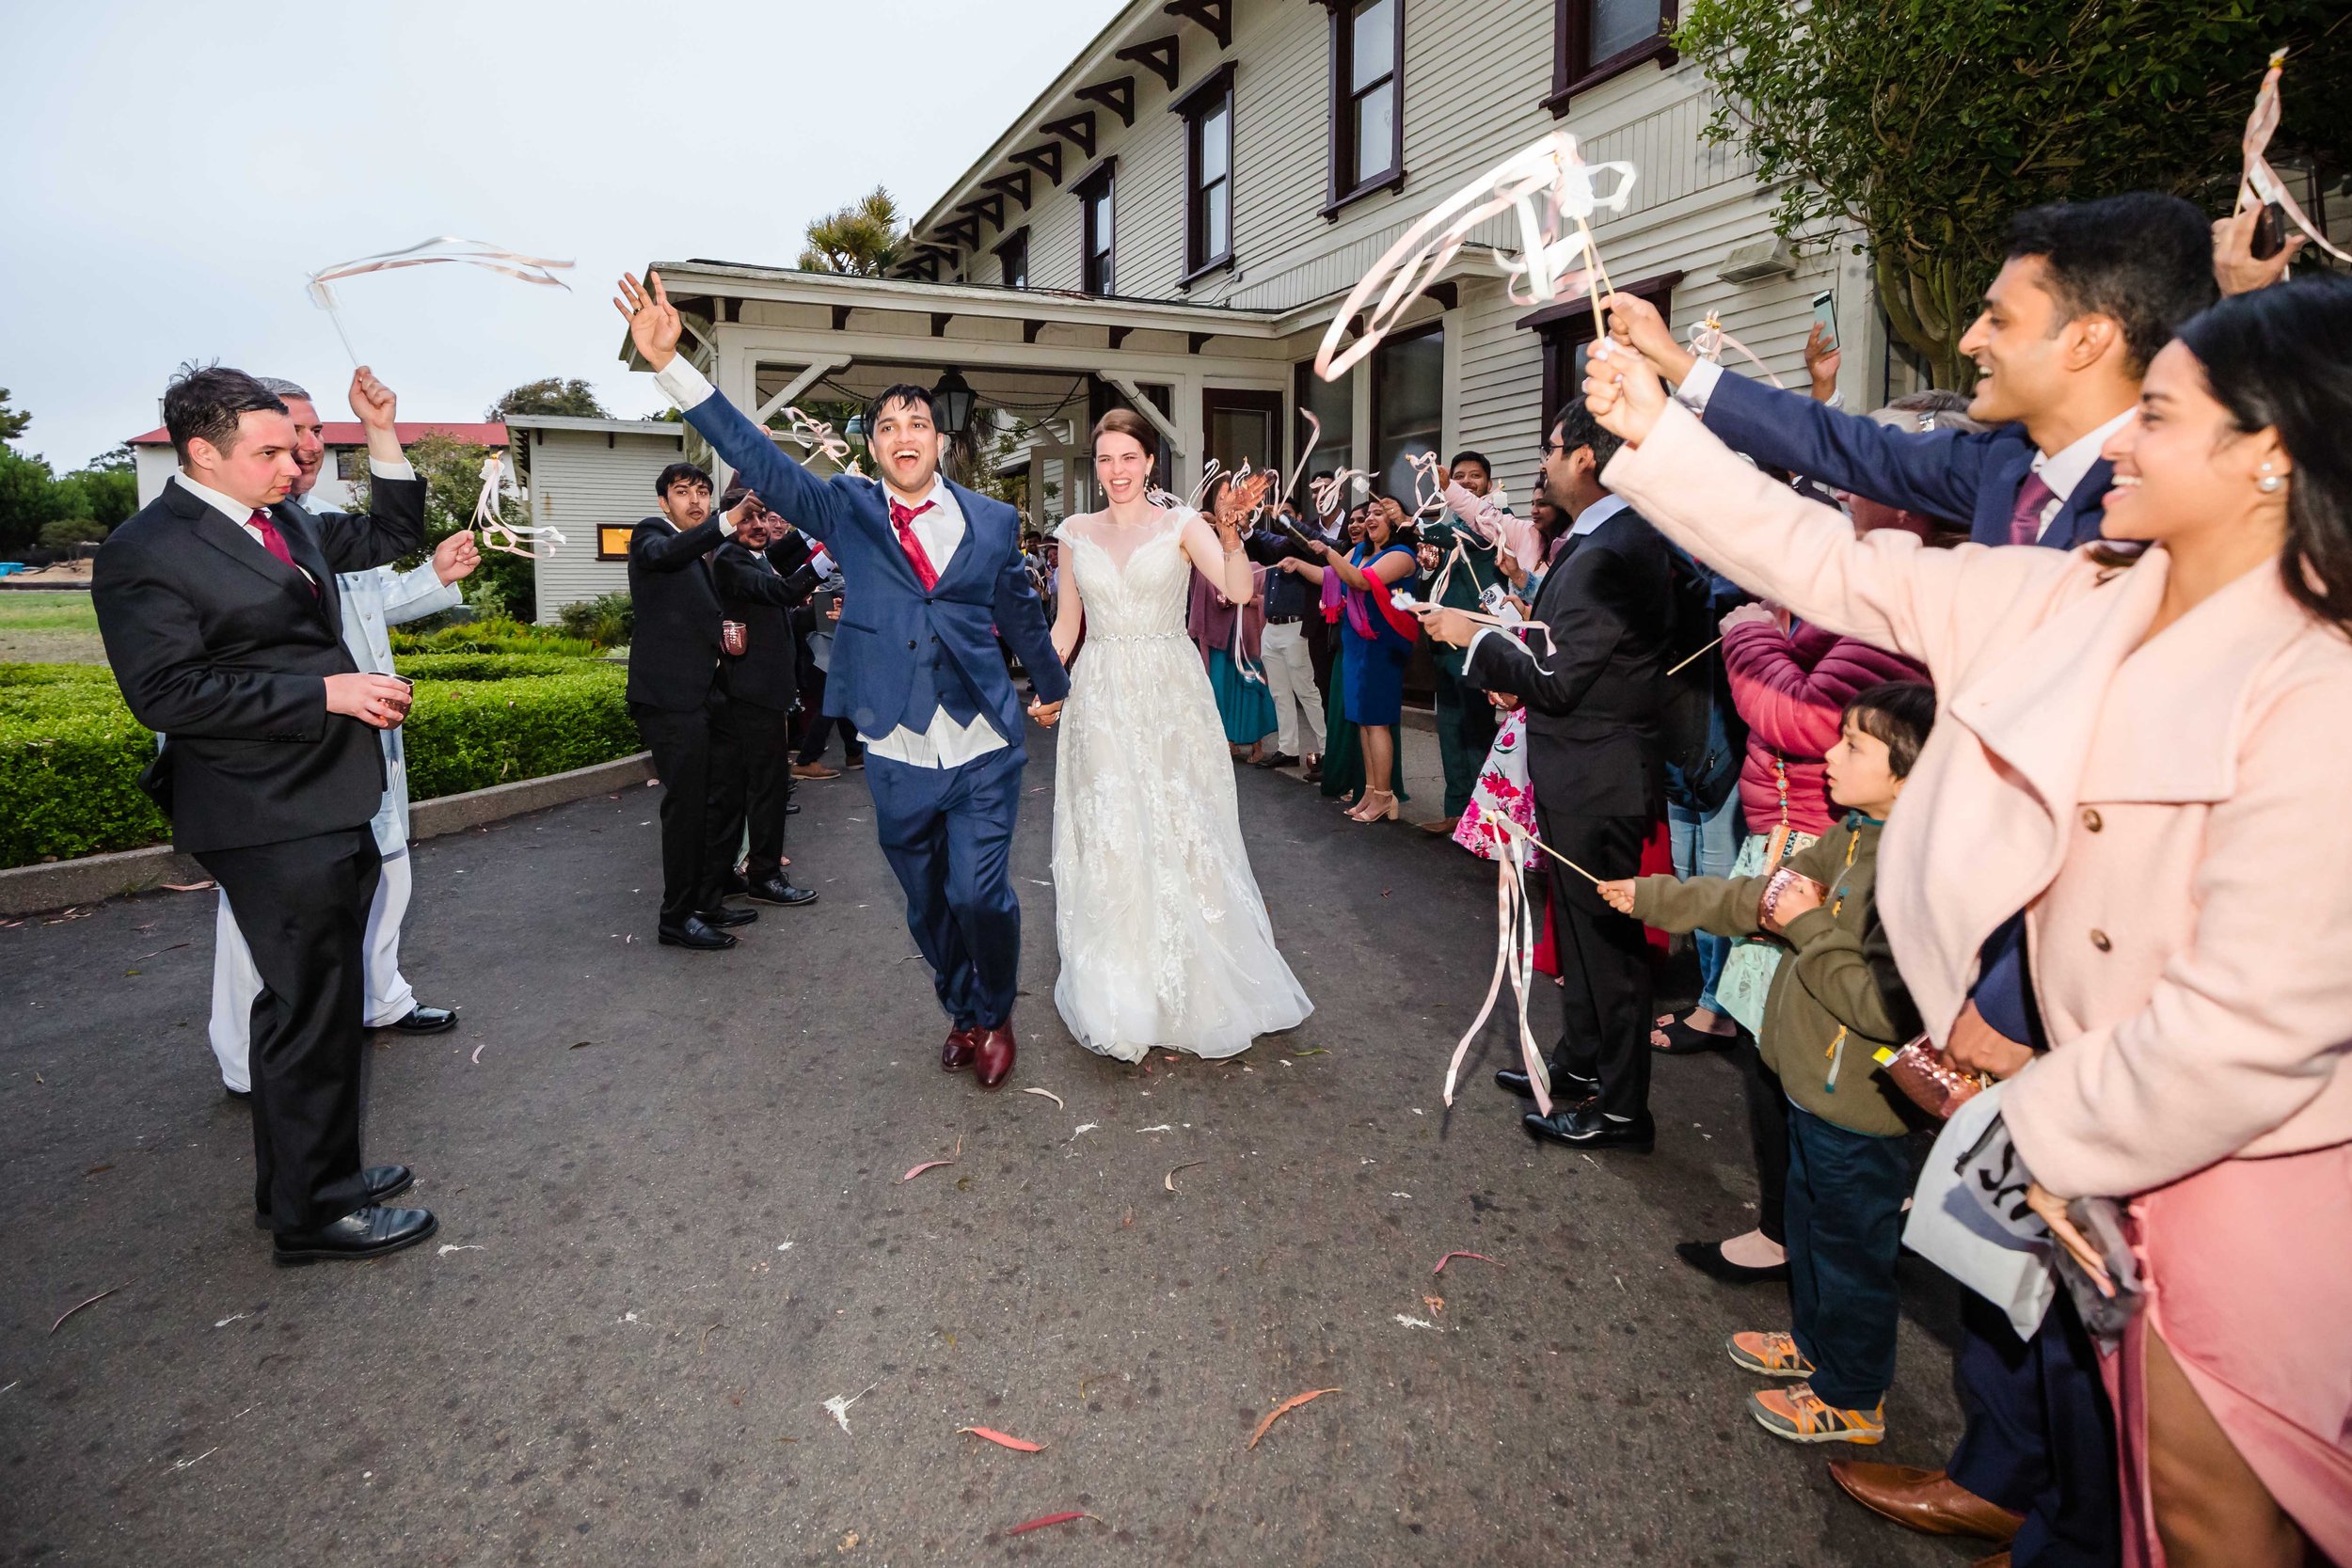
xmin=1756 ymin=867 xmax=1827 ymax=936
xmin=721 ymin=620 xmax=748 ymax=657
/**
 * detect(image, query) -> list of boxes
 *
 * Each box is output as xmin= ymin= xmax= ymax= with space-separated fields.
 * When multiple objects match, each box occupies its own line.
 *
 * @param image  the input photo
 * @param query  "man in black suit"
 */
xmin=707 ymin=488 xmax=819 ymax=909
xmin=1420 ymin=399 xmax=1673 ymax=1152
xmin=93 ymin=363 xmax=436 ymax=1263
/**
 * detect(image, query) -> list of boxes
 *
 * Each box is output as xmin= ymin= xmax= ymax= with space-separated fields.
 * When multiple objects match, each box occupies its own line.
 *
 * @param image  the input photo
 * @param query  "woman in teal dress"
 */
xmin=1288 ymin=496 xmax=1421 ymax=821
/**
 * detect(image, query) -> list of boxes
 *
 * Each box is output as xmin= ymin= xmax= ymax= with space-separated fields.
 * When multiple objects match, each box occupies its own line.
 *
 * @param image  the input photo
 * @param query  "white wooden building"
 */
xmin=619 ymin=0 xmax=1908 ymax=530
xmin=501 ymin=414 xmax=686 ymax=623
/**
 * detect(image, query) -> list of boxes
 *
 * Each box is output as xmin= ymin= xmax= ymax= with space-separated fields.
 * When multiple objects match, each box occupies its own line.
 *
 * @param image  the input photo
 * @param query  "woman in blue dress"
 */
xmin=1287 ymin=494 xmax=1421 ymax=821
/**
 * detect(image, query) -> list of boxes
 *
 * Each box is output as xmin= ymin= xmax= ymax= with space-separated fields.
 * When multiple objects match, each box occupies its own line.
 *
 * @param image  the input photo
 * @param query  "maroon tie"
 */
xmin=889 ymin=497 xmax=941 ymax=591
xmin=2006 ymin=473 xmax=2057 ymax=546
xmin=249 ymin=509 xmax=317 ymax=596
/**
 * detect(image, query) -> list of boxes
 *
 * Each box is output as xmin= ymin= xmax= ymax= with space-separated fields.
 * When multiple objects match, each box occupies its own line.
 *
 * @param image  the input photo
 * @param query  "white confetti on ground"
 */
xmin=1136 ymin=1124 xmax=1176 ymax=1133
xmin=437 ymin=1244 xmax=483 ymax=1257
xmin=822 ymin=1382 xmax=878 ymax=1434
xmin=1394 ymin=1314 xmax=1441 ymax=1331
xmin=777 ymin=1241 xmax=795 ymax=1252
xmin=213 ymin=1314 xmax=246 ymax=1329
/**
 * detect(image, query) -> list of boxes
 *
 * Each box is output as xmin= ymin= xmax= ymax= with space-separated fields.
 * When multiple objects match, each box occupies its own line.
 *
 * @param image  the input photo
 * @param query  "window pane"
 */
xmin=1351 ymin=0 xmax=1394 ymax=91
xmin=1353 ymin=83 xmax=1393 ymax=186
xmin=1200 ymin=103 xmax=1229 ymax=184
xmin=1373 ymin=325 xmax=1444 ymax=501
xmin=1296 ymin=360 xmax=1354 ymax=511
xmin=1089 ymin=191 xmax=1111 ymax=253
xmin=1209 ymin=406 xmax=1278 ymax=478
xmin=1205 ymin=181 xmax=1229 ymax=260
xmin=1589 ymin=0 xmax=1659 ymax=63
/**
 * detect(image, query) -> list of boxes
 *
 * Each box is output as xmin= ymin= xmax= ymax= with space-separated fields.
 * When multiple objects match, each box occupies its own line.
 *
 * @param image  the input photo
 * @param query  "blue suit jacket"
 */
xmin=680 ymin=387 xmax=1069 ymax=744
xmin=1701 ymin=372 xmax=2108 ymax=1040
xmin=1701 ymin=372 xmax=2113 ymax=549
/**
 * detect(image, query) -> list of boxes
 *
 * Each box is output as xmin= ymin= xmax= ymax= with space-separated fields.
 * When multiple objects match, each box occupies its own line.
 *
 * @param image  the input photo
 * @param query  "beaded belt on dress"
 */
xmin=1089 ymin=630 xmax=1188 ymax=643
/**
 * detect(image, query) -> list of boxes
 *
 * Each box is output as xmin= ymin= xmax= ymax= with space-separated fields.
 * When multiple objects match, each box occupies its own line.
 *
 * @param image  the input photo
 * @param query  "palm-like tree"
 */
xmin=799 ymin=187 xmax=907 ymax=277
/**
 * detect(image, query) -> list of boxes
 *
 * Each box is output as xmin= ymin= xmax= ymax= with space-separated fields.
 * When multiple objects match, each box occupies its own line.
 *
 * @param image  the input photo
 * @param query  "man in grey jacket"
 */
xmin=207 ymin=377 xmax=476 ymax=1096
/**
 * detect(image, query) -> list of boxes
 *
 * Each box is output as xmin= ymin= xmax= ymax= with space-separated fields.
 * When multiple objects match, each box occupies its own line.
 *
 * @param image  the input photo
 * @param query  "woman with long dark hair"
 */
xmin=1583 ymin=279 xmax=2352 ymax=1568
xmin=1284 ymin=492 xmax=1422 ymax=821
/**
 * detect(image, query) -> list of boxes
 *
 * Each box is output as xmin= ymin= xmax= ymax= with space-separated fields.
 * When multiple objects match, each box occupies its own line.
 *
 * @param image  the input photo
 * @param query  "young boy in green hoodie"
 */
xmin=1599 ymin=680 xmax=1936 ymax=1447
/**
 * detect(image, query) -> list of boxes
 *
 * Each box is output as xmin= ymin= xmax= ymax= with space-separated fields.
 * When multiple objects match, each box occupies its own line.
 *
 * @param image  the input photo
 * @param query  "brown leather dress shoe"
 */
xmin=1970 ymin=1553 xmax=2011 ymax=1568
xmin=973 ymin=1024 xmax=1015 ymax=1088
xmin=1827 ymin=1463 xmax=2024 ymax=1543
xmin=941 ymin=1027 xmax=977 ymax=1071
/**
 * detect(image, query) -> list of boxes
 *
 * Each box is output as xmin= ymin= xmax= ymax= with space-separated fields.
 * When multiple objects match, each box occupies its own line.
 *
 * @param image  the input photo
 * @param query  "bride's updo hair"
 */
xmin=1091 ymin=407 xmax=1159 ymax=471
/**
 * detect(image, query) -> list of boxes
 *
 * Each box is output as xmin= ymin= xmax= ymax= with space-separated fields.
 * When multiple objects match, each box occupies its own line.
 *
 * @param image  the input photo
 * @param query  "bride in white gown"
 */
xmin=1047 ymin=409 xmax=1313 ymax=1060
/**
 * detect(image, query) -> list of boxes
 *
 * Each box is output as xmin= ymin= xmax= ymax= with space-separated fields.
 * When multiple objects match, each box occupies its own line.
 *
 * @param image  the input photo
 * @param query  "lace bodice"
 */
xmin=1059 ymin=513 xmax=1192 ymax=640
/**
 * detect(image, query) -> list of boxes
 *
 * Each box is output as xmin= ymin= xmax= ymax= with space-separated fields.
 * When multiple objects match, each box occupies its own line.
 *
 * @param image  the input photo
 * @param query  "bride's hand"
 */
xmin=1581 ymin=333 xmax=1670 ymax=447
xmin=1027 ymin=696 xmax=1063 ymax=728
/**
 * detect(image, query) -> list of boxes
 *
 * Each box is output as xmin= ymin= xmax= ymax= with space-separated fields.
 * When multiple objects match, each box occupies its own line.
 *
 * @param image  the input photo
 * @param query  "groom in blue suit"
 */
xmin=619 ymin=272 xmax=1068 ymax=1089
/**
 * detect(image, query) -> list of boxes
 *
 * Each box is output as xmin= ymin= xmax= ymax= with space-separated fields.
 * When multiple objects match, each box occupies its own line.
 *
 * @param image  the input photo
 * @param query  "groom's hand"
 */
xmin=1027 ymin=696 xmax=1063 ymax=728
xmin=613 ymin=271 xmax=683 ymax=372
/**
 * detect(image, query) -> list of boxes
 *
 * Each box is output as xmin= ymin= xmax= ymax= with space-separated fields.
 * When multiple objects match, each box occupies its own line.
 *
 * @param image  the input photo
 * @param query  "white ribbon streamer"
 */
xmin=1688 ymin=311 xmax=1788 ymax=389
xmin=1444 ymin=817 xmax=1553 ymax=1117
xmin=469 ymin=452 xmax=566 ymax=561
xmin=307 ymin=236 xmax=575 ymax=365
xmin=2239 ymin=49 xmax=2351 ymax=264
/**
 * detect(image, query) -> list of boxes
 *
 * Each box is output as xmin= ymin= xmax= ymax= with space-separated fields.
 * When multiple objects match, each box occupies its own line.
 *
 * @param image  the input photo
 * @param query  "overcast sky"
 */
xmin=0 ymin=0 xmax=1123 ymax=469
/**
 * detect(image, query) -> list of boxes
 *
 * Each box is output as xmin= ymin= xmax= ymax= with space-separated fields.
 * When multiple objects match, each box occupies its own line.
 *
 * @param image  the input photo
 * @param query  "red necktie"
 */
xmin=2006 ymin=473 xmax=2057 ymax=546
xmin=249 ymin=509 xmax=317 ymax=597
xmin=889 ymin=497 xmax=941 ymax=592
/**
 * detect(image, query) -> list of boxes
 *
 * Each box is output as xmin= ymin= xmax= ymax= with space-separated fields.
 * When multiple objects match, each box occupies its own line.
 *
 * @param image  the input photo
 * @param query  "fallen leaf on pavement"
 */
xmin=1432 ymin=1251 xmax=1503 ymax=1275
xmin=1422 ymin=1294 xmax=1445 ymax=1315
xmin=1291 ymin=1048 xmax=1328 ymax=1057
xmin=1005 ymin=1512 xmax=1096 ymax=1536
xmin=899 ymin=1137 xmax=962 ymax=1182
xmin=1248 ymin=1386 xmax=1343 ymax=1449
xmin=159 ymin=881 xmax=215 ymax=893
xmin=1020 ymin=1086 xmax=1064 ymax=1109
xmin=469 ymin=1042 xmax=487 ymax=1065
xmin=50 ymin=1286 xmax=121 ymax=1335
xmin=958 ymin=1426 xmax=1044 ymax=1452
xmin=1165 ymin=1162 xmax=1205 ymax=1193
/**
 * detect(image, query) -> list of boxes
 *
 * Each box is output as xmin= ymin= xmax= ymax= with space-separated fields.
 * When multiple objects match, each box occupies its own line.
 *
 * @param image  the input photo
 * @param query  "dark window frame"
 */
xmin=596 ymin=523 xmax=634 ymax=562
xmin=1523 ymin=269 xmax=1681 ymax=436
xmin=993 ymin=227 xmax=1030 ymax=290
xmin=1546 ymin=0 xmax=1677 ymax=115
xmin=1201 ymin=386 xmax=1287 ymax=489
xmin=1322 ymin=0 xmax=1406 ymax=220
xmin=1174 ymin=62 xmax=1238 ymax=286
xmin=1368 ymin=316 xmax=1444 ymax=500
xmin=1075 ymin=157 xmax=1118 ymax=296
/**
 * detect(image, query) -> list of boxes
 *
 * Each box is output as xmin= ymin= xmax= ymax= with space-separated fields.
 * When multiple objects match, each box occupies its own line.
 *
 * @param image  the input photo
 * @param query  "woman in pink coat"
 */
xmin=1583 ymin=278 xmax=2352 ymax=1568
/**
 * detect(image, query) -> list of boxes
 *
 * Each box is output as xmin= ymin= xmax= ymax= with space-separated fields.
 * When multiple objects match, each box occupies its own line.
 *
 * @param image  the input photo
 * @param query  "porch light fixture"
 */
xmin=932 ymin=368 xmax=977 ymax=439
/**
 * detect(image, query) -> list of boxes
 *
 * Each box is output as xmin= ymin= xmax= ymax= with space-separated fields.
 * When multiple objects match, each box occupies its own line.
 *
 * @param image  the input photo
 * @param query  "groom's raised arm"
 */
xmin=620 ymin=269 xmax=848 ymax=543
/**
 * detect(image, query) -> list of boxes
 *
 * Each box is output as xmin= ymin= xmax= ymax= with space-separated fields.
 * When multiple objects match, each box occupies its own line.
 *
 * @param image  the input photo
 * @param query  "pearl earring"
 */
xmin=2258 ymin=462 xmax=2283 ymax=494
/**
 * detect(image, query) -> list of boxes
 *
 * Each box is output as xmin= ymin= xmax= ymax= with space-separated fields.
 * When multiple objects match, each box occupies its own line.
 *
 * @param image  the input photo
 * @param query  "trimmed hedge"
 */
xmin=389 ymin=617 xmax=597 ymax=657
xmin=0 ymin=658 xmax=636 ymax=868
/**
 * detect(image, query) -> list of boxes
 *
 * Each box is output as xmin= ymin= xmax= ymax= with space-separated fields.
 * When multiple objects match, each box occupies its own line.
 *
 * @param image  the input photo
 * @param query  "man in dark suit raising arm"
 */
xmin=1420 ymin=399 xmax=1674 ymax=1153
xmin=94 ymin=364 xmax=436 ymax=1264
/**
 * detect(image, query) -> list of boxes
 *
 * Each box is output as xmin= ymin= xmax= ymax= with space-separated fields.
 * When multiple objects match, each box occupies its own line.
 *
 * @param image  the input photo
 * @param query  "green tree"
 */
xmin=349 ymin=431 xmax=539 ymax=619
xmin=0 ymin=388 xmax=30 ymax=445
xmin=56 ymin=466 xmax=138 ymax=531
xmin=1675 ymin=0 xmax=2352 ymax=388
xmin=486 ymin=377 xmax=612 ymax=421
xmin=798 ymin=186 xmax=908 ymax=277
xmin=0 ymin=448 xmax=66 ymax=554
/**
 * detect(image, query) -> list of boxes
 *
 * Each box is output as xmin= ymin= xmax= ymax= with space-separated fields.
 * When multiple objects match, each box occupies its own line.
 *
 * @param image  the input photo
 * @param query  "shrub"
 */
xmin=0 ymin=659 xmax=637 ymax=868
xmin=556 ymin=591 xmax=633 ymax=649
xmin=389 ymin=616 xmax=597 ymax=657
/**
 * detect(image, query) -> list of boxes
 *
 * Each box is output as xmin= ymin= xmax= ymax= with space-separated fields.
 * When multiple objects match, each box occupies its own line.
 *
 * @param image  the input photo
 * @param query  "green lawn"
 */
xmin=0 ymin=591 xmax=107 ymax=664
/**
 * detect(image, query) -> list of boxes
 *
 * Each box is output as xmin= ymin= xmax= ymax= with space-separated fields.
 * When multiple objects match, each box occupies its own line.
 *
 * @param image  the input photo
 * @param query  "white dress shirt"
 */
xmin=655 ymin=356 xmax=1005 ymax=769
xmin=1465 ymin=493 xmax=1628 ymax=671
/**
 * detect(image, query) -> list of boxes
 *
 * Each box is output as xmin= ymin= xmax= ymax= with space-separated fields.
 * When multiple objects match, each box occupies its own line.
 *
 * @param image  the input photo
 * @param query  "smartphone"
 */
xmin=1810 ymin=290 xmax=1838 ymax=353
xmin=2250 ymin=200 xmax=2287 ymax=261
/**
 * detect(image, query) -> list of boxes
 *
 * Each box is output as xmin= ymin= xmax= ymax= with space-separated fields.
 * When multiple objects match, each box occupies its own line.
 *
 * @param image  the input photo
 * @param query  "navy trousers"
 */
xmin=864 ymin=742 xmax=1026 ymax=1031
xmin=1784 ymin=1103 xmax=1910 ymax=1410
xmin=1948 ymin=1291 xmax=2121 ymax=1567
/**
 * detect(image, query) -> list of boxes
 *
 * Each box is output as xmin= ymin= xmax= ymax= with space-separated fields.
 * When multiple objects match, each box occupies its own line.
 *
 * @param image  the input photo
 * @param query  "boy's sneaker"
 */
xmin=1727 ymin=1330 xmax=1816 ymax=1378
xmin=1751 ymin=1383 xmax=1885 ymax=1445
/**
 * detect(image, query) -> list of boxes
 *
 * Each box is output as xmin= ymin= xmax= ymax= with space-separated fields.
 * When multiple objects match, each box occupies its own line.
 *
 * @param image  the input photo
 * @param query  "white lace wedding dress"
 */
xmin=1050 ymin=511 xmax=1313 ymax=1060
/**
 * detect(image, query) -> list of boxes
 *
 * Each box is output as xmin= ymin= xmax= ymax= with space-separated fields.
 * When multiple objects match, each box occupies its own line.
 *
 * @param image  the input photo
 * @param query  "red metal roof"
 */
xmin=126 ymin=420 xmax=509 ymax=448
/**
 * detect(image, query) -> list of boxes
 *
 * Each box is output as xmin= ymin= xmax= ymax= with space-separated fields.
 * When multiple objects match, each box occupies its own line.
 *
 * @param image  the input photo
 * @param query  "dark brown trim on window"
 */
xmin=1546 ymin=0 xmax=1677 ymax=115
xmin=1200 ymin=387 xmax=1287 ymax=483
xmin=1528 ymin=269 xmax=1680 ymax=432
xmin=993 ymin=227 xmax=1030 ymax=290
xmin=1174 ymin=61 xmax=1237 ymax=284
xmin=1075 ymin=157 xmax=1118 ymax=297
xmin=1323 ymin=0 xmax=1406 ymax=221
xmin=596 ymin=524 xmax=633 ymax=562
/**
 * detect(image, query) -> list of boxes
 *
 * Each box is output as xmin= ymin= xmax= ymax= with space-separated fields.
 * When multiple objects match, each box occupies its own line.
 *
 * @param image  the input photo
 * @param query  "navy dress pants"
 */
xmin=864 ymin=743 xmax=1026 ymax=1031
xmin=1948 ymin=1291 xmax=2121 ymax=1567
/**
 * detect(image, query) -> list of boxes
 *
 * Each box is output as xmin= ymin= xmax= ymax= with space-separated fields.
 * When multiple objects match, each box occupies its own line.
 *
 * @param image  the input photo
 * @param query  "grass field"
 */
xmin=0 ymin=591 xmax=107 ymax=664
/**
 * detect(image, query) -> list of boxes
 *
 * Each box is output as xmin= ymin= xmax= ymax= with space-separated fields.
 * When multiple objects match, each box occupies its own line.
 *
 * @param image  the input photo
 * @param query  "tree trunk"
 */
xmin=1873 ymin=247 xmax=1980 ymax=393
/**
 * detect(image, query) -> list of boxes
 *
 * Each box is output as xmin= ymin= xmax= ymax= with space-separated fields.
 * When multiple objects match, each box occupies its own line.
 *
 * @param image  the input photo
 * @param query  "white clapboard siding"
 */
xmin=523 ymin=425 xmax=685 ymax=624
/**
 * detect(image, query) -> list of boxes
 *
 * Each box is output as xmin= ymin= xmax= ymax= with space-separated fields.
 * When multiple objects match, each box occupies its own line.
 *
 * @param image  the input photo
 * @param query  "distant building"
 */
xmin=500 ymin=414 xmax=686 ymax=623
xmin=125 ymin=421 xmax=510 ymax=514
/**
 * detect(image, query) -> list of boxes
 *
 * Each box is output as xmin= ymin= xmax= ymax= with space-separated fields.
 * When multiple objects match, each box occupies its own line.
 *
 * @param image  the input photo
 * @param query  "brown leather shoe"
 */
xmin=973 ymin=1024 xmax=1015 ymax=1088
xmin=941 ymin=1027 xmax=977 ymax=1071
xmin=1970 ymin=1553 xmax=2011 ymax=1568
xmin=1827 ymin=1463 xmax=2024 ymax=1544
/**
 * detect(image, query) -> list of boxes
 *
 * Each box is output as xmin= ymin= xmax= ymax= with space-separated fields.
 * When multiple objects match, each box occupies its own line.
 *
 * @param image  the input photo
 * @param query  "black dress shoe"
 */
xmin=747 ymin=878 xmax=818 ymax=908
xmin=384 ymin=1005 xmax=457 ymax=1035
xmin=1493 ymin=1067 xmax=1600 ymax=1101
xmin=722 ymin=870 xmax=750 ymax=896
xmin=785 ymin=801 xmax=802 ymax=816
xmin=659 ymin=916 xmax=739 ymax=950
xmin=256 ymin=1164 xmax=414 ymax=1229
xmin=1676 ymin=1239 xmax=1791 ymax=1284
xmin=224 ymin=1085 xmax=251 ymax=1101
xmin=1524 ymin=1102 xmax=1656 ymax=1152
xmin=1253 ymin=752 xmax=1300 ymax=769
xmin=272 ymin=1204 xmax=437 ymax=1265
xmin=694 ymin=905 xmax=759 ymax=927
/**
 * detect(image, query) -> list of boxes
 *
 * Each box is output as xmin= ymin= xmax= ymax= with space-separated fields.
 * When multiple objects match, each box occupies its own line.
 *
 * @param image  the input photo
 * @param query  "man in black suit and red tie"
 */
xmin=94 ymin=363 xmax=436 ymax=1264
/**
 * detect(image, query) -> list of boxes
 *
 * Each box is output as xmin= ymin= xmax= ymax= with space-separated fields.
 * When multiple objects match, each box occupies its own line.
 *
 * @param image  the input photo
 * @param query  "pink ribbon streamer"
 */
xmin=1687 ymin=313 xmax=1788 ymax=390
xmin=307 ymin=236 xmax=574 ymax=366
xmin=2240 ymin=49 xmax=2350 ymax=264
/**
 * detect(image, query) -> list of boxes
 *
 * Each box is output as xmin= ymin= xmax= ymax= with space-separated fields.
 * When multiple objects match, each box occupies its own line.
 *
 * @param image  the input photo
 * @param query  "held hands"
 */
xmin=1596 ymin=879 xmax=1638 ymax=915
xmin=613 ymin=271 xmax=683 ymax=372
xmin=1026 ymin=696 xmax=1063 ymax=729
xmin=1940 ymin=1000 xmax=2035 ymax=1081
xmin=325 ymin=672 xmax=413 ymax=731
xmin=432 ymin=530 xmax=483 ymax=585
xmin=348 ymin=367 xmax=398 ymax=431
xmin=1581 ymin=337 xmax=1669 ymax=449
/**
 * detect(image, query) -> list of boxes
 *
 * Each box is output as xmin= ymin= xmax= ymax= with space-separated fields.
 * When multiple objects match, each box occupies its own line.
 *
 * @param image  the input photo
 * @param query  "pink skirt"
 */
xmin=2113 ymin=1142 xmax=2352 ymax=1566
